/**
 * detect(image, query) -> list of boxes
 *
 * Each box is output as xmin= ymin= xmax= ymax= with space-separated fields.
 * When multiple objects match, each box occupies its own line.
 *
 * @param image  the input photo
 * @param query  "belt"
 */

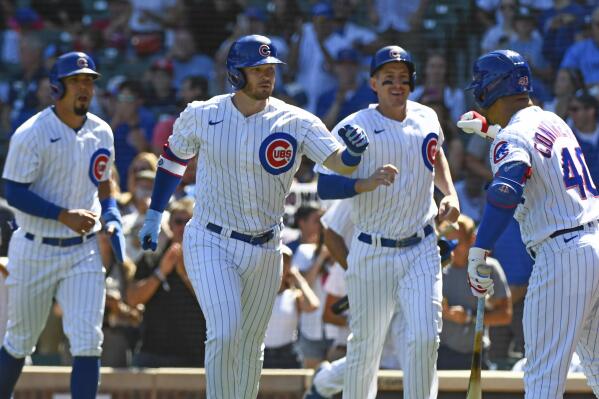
xmin=549 ymin=220 xmax=599 ymax=239
xmin=25 ymin=232 xmax=96 ymax=247
xmin=206 ymin=223 xmax=274 ymax=245
xmin=358 ymin=224 xmax=434 ymax=248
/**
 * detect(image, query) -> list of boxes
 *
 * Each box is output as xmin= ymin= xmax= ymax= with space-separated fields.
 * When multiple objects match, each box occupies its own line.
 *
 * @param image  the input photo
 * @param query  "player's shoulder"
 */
xmin=407 ymin=100 xmax=439 ymax=121
xmin=85 ymin=112 xmax=112 ymax=133
xmin=184 ymin=94 xmax=228 ymax=113
xmin=501 ymin=106 xmax=548 ymax=138
xmin=268 ymin=96 xmax=322 ymax=124
xmin=12 ymin=107 xmax=55 ymax=139
xmin=334 ymin=106 xmax=375 ymax=129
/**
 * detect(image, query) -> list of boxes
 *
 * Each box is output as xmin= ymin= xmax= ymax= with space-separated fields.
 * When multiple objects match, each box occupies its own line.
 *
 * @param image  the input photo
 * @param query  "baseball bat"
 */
xmin=466 ymin=296 xmax=486 ymax=399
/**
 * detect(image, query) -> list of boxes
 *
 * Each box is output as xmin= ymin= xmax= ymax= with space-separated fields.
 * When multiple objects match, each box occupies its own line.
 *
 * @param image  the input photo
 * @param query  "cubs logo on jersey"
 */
xmin=421 ymin=132 xmax=438 ymax=171
xmin=493 ymin=140 xmax=510 ymax=164
xmin=259 ymin=133 xmax=297 ymax=175
xmin=88 ymin=148 xmax=110 ymax=186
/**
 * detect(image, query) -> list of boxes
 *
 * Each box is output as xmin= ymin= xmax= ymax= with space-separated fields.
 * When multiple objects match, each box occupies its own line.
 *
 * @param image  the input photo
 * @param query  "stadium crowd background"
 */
xmin=0 ymin=0 xmax=598 ymax=378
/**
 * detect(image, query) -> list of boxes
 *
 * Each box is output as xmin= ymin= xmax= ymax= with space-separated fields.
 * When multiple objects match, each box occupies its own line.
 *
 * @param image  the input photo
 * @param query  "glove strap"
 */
xmin=341 ymin=148 xmax=361 ymax=166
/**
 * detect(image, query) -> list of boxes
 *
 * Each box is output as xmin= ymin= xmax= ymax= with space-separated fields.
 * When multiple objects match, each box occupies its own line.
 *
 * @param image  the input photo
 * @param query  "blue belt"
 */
xmin=358 ymin=225 xmax=434 ymax=248
xmin=25 ymin=232 xmax=96 ymax=247
xmin=206 ymin=223 xmax=274 ymax=246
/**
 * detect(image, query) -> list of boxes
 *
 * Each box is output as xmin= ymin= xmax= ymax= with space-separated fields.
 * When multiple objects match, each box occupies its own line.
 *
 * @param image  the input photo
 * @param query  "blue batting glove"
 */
xmin=102 ymin=206 xmax=126 ymax=263
xmin=338 ymin=124 xmax=369 ymax=156
xmin=138 ymin=209 xmax=162 ymax=251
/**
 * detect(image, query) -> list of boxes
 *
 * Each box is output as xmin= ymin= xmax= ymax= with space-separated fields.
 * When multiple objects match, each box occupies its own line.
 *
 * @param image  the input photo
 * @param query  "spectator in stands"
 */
xmin=110 ymin=80 xmax=156 ymax=190
xmin=287 ymin=205 xmax=323 ymax=253
xmin=0 ymin=198 xmax=15 ymax=257
xmin=544 ymin=68 xmax=584 ymax=119
xmin=315 ymin=48 xmax=377 ymax=129
xmin=263 ymin=245 xmax=319 ymax=369
xmin=454 ymin=169 xmax=486 ymax=224
xmin=410 ymin=51 xmax=466 ymax=123
xmin=10 ymin=75 xmax=53 ymax=132
xmin=100 ymin=0 xmax=131 ymax=53
xmin=167 ymin=27 xmax=213 ymax=89
xmin=541 ymin=0 xmax=587 ymax=70
xmin=481 ymin=0 xmax=518 ymax=53
xmin=151 ymin=75 xmax=209 ymax=154
xmin=31 ymin=0 xmax=83 ymax=35
xmin=509 ymin=6 xmax=553 ymax=103
xmin=265 ymin=0 xmax=304 ymax=46
xmin=560 ymin=7 xmax=599 ymax=95
xmin=438 ymin=215 xmax=512 ymax=370
xmin=128 ymin=0 xmax=180 ymax=56
xmin=144 ymin=58 xmax=178 ymax=118
xmin=127 ymin=198 xmax=206 ymax=367
xmin=3 ymin=32 xmax=46 ymax=135
xmin=568 ymin=90 xmax=599 ymax=181
xmin=120 ymin=152 xmax=159 ymax=215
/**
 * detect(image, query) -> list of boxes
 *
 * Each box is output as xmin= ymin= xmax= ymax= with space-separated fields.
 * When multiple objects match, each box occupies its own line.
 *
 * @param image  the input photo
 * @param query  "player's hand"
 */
xmin=102 ymin=207 xmax=126 ymax=263
xmin=338 ymin=124 xmax=369 ymax=156
xmin=58 ymin=209 xmax=98 ymax=235
xmin=355 ymin=164 xmax=398 ymax=193
xmin=457 ymin=111 xmax=501 ymax=140
xmin=138 ymin=209 xmax=162 ymax=251
xmin=438 ymin=194 xmax=460 ymax=223
xmin=467 ymin=247 xmax=494 ymax=297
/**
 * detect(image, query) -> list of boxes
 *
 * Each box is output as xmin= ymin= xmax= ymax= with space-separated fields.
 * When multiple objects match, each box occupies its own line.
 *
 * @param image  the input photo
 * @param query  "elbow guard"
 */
xmin=487 ymin=162 xmax=530 ymax=209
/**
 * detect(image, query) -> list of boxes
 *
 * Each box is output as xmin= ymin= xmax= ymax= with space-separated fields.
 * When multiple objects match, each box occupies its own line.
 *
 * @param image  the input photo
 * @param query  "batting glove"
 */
xmin=457 ymin=111 xmax=501 ymax=140
xmin=338 ymin=124 xmax=369 ymax=156
xmin=467 ymin=247 xmax=494 ymax=297
xmin=139 ymin=209 xmax=162 ymax=251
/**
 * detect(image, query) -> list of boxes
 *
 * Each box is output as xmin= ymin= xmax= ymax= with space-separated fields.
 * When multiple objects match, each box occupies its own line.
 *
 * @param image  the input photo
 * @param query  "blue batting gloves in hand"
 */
xmin=467 ymin=247 xmax=494 ymax=297
xmin=338 ymin=124 xmax=369 ymax=156
xmin=139 ymin=209 xmax=162 ymax=251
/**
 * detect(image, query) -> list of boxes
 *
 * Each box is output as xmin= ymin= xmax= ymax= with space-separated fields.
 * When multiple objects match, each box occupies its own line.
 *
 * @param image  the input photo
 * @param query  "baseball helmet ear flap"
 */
xmin=227 ymin=65 xmax=246 ymax=91
xmin=49 ymin=63 xmax=65 ymax=100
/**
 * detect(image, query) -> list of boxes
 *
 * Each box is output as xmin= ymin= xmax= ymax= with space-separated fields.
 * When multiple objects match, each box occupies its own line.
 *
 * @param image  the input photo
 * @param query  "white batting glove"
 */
xmin=457 ymin=111 xmax=501 ymax=140
xmin=467 ymin=247 xmax=494 ymax=297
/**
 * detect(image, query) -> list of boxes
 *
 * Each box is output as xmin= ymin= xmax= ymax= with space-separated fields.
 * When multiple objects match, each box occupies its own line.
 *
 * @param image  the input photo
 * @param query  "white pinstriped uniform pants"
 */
xmin=523 ymin=227 xmax=599 ymax=398
xmin=343 ymin=232 xmax=441 ymax=399
xmin=3 ymin=229 xmax=105 ymax=358
xmin=183 ymin=223 xmax=283 ymax=399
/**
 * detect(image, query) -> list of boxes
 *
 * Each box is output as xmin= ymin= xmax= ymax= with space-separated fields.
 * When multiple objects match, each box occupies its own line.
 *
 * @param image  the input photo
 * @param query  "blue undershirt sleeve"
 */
xmin=317 ymin=173 xmax=358 ymax=200
xmin=474 ymin=203 xmax=516 ymax=250
xmin=4 ymin=180 xmax=63 ymax=220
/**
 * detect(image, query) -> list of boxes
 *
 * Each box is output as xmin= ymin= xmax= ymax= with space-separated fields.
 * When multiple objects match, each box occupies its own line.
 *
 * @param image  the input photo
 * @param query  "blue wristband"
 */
xmin=341 ymin=149 xmax=361 ymax=166
xmin=100 ymin=197 xmax=122 ymax=224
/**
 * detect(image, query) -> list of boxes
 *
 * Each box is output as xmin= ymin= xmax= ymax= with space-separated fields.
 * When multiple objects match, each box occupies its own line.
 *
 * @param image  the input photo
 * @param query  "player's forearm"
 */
xmin=4 ymin=179 xmax=63 ymax=220
xmin=322 ymin=149 xmax=359 ymax=176
xmin=323 ymin=295 xmax=347 ymax=326
xmin=150 ymin=145 xmax=190 ymax=212
xmin=126 ymin=277 xmax=162 ymax=306
xmin=98 ymin=180 xmax=116 ymax=201
xmin=323 ymin=229 xmax=348 ymax=268
xmin=433 ymin=148 xmax=458 ymax=197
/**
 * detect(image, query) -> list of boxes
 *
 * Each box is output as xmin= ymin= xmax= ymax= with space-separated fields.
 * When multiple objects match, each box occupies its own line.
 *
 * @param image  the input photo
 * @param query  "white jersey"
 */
xmin=2 ymin=107 xmax=114 ymax=237
xmin=489 ymin=106 xmax=599 ymax=247
xmin=169 ymin=94 xmax=340 ymax=234
xmin=316 ymin=101 xmax=443 ymax=237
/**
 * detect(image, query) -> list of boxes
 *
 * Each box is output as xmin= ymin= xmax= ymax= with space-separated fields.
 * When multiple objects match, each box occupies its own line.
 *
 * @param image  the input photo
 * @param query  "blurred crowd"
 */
xmin=1 ymin=0 xmax=599 ymax=375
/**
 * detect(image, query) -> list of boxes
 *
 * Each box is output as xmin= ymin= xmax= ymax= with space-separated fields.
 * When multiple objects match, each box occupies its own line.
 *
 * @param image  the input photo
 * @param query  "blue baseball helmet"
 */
xmin=467 ymin=50 xmax=533 ymax=109
xmin=369 ymin=45 xmax=416 ymax=91
xmin=226 ymin=35 xmax=285 ymax=90
xmin=49 ymin=51 xmax=100 ymax=100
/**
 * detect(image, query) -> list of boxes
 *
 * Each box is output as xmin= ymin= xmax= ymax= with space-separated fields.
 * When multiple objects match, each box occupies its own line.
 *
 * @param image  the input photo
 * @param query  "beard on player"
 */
xmin=243 ymin=80 xmax=274 ymax=101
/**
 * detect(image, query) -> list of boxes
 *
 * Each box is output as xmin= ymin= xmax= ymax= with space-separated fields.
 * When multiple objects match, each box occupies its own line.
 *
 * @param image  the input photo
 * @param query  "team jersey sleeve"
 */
xmin=323 ymin=264 xmax=346 ymax=297
xmin=312 ymin=121 xmax=351 ymax=176
xmin=301 ymin=117 xmax=342 ymax=166
xmin=321 ymin=200 xmax=353 ymax=237
xmin=489 ymin=130 xmax=532 ymax=175
xmin=2 ymin=129 xmax=41 ymax=183
xmin=168 ymin=103 xmax=201 ymax=160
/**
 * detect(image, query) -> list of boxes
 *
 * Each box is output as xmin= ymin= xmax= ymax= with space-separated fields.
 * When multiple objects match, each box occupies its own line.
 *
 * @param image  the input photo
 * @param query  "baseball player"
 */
xmin=0 ymin=52 xmax=126 ymax=399
xmin=457 ymin=49 xmax=599 ymax=399
xmin=137 ymin=34 xmax=369 ymax=399
xmin=315 ymin=45 xmax=460 ymax=399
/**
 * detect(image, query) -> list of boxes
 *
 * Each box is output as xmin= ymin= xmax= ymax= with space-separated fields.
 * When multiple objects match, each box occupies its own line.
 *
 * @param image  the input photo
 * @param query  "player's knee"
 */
xmin=68 ymin=332 xmax=103 ymax=357
xmin=411 ymin=333 xmax=439 ymax=355
xmin=3 ymin=335 xmax=37 ymax=358
xmin=208 ymin=327 xmax=241 ymax=350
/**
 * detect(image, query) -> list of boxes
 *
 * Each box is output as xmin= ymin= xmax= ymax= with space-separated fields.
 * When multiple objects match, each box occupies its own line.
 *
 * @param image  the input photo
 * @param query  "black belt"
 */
xmin=549 ymin=220 xmax=598 ymax=239
xmin=25 ymin=232 xmax=96 ymax=247
xmin=206 ymin=223 xmax=274 ymax=245
xmin=358 ymin=225 xmax=434 ymax=248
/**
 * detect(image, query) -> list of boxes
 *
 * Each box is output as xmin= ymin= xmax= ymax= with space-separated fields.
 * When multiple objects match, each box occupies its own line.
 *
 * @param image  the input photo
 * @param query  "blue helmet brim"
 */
xmin=238 ymin=57 xmax=286 ymax=68
xmin=63 ymin=68 xmax=101 ymax=79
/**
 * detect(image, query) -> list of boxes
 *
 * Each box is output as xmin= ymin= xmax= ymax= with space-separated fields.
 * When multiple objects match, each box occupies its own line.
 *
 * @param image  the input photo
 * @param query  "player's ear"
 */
xmin=369 ymin=76 xmax=377 ymax=93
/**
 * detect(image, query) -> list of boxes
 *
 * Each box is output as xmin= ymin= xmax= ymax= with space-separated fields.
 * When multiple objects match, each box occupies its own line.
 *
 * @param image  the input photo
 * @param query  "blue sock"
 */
xmin=71 ymin=356 xmax=100 ymax=399
xmin=0 ymin=347 xmax=25 ymax=399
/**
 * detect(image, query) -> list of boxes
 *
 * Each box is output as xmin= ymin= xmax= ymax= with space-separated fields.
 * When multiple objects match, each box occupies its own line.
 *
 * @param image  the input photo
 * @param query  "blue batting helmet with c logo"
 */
xmin=369 ymin=45 xmax=416 ymax=91
xmin=466 ymin=50 xmax=533 ymax=109
xmin=226 ymin=35 xmax=285 ymax=90
xmin=49 ymin=51 xmax=100 ymax=100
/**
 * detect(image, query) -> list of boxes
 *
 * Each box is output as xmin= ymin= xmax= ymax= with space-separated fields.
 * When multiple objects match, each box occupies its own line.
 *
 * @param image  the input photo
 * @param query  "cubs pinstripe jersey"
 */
xmin=167 ymin=94 xmax=341 ymax=234
xmin=2 ymin=107 xmax=114 ymax=237
xmin=489 ymin=106 xmax=599 ymax=247
xmin=316 ymin=101 xmax=444 ymax=238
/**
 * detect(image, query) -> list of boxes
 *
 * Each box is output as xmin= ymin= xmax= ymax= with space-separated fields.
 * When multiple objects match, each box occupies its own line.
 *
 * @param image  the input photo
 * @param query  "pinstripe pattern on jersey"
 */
xmin=315 ymin=101 xmax=443 ymax=238
xmin=2 ymin=108 xmax=114 ymax=237
xmin=522 ymin=228 xmax=599 ymax=399
xmin=490 ymin=107 xmax=599 ymax=248
xmin=343 ymin=233 xmax=441 ymax=399
xmin=168 ymin=94 xmax=340 ymax=234
xmin=183 ymin=223 xmax=283 ymax=399
xmin=4 ymin=230 xmax=105 ymax=357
